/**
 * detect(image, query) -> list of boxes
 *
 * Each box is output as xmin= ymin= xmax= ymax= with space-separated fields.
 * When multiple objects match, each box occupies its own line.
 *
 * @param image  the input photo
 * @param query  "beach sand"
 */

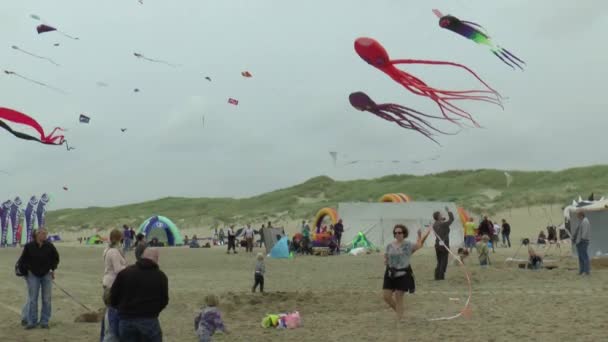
xmin=1 ymin=205 xmax=606 ymax=342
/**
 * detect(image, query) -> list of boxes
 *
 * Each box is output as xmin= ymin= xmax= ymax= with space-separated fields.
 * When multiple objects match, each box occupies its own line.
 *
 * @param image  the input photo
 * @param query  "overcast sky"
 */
xmin=0 ymin=0 xmax=606 ymax=209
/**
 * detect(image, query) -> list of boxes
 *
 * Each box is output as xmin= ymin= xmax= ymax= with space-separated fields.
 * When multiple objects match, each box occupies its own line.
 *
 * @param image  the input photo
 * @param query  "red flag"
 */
xmin=241 ymin=71 xmax=252 ymax=77
xmin=228 ymin=98 xmax=239 ymax=105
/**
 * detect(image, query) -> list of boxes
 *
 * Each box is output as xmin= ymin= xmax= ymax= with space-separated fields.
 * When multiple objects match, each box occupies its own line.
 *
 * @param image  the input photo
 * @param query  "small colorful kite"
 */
xmin=0 ymin=107 xmax=69 ymax=149
xmin=79 ymin=114 xmax=90 ymax=123
xmin=349 ymin=91 xmax=457 ymax=144
xmin=11 ymin=45 xmax=60 ymax=66
xmin=4 ymin=70 xmax=67 ymax=94
xmin=133 ymin=52 xmax=179 ymax=67
xmin=228 ymin=98 xmax=239 ymax=106
xmin=354 ymin=37 xmax=502 ymax=128
xmin=241 ymin=71 xmax=252 ymax=78
xmin=432 ymin=9 xmax=525 ymax=70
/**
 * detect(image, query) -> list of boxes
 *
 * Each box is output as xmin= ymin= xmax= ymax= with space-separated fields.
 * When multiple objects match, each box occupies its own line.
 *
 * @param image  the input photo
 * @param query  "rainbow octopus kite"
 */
xmin=0 ymin=107 xmax=73 ymax=150
xmin=433 ymin=9 xmax=525 ymax=70
xmin=349 ymin=92 xmax=457 ymax=144
xmin=354 ymin=37 xmax=502 ymax=128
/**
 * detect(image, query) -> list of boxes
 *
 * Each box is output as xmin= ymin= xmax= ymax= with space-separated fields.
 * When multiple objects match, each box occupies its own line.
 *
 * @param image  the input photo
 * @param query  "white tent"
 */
xmin=338 ymin=202 xmax=465 ymax=249
xmin=566 ymin=198 xmax=608 ymax=257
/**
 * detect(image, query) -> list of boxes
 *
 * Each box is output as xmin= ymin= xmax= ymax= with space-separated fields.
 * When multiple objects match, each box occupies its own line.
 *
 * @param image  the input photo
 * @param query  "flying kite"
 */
xmin=432 ymin=9 xmax=525 ymax=70
xmin=133 ymin=52 xmax=179 ymax=67
xmin=11 ymin=45 xmax=60 ymax=66
xmin=96 ymin=81 xmax=109 ymax=87
xmin=63 ymin=186 xmax=68 ymax=191
xmin=329 ymin=151 xmax=338 ymax=166
xmin=120 ymin=128 xmax=127 ymax=132
xmin=504 ymin=172 xmax=513 ymax=187
xmin=349 ymin=91 xmax=458 ymax=144
xmin=79 ymin=114 xmax=90 ymax=123
xmin=35 ymin=24 xmax=79 ymax=40
xmin=241 ymin=71 xmax=252 ymax=78
xmin=354 ymin=37 xmax=503 ymax=128
xmin=3 ymin=70 xmax=67 ymax=94
xmin=53 ymin=43 xmax=60 ymax=47
xmin=0 ymin=107 xmax=70 ymax=149
xmin=204 ymin=76 xmax=211 ymax=81
xmin=133 ymin=88 xmax=140 ymax=93
xmin=228 ymin=98 xmax=239 ymax=106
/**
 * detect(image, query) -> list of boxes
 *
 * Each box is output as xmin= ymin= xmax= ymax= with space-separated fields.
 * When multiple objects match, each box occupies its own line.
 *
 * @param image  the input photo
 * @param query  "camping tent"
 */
xmin=262 ymin=227 xmax=285 ymax=252
xmin=339 ymin=202 xmax=465 ymax=249
xmin=270 ymin=236 xmax=290 ymax=258
xmin=138 ymin=216 xmax=184 ymax=246
xmin=86 ymin=235 xmax=104 ymax=245
xmin=566 ymin=198 xmax=608 ymax=257
xmin=349 ymin=232 xmax=374 ymax=249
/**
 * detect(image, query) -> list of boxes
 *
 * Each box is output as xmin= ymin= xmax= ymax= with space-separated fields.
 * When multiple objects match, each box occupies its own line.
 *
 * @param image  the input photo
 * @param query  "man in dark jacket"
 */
xmin=432 ymin=207 xmax=454 ymax=280
xmin=333 ymin=219 xmax=344 ymax=255
xmin=110 ymin=248 xmax=168 ymax=341
xmin=19 ymin=227 xmax=59 ymax=329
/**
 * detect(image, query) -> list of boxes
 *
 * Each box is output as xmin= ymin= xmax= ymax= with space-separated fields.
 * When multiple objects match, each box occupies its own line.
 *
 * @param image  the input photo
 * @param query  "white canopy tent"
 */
xmin=338 ymin=202 xmax=465 ymax=249
xmin=566 ymin=198 xmax=608 ymax=257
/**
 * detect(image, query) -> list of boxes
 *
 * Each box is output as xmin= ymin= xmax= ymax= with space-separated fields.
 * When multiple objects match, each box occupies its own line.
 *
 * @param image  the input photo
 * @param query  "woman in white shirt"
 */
xmin=383 ymin=224 xmax=431 ymax=321
xmin=101 ymin=229 xmax=127 ymax=341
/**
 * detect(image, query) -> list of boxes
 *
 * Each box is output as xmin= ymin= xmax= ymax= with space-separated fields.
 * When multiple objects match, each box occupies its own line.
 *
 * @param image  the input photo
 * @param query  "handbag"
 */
xmin=15 ymin=256 xmax=27 ymax=277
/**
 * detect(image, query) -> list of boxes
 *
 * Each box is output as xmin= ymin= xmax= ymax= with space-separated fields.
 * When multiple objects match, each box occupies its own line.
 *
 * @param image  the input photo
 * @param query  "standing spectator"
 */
xmin=432 ymin=207 xmax=454 ymax=281
xmin=572 ymin=211 xmax=591 ymax=275
xmin=478 ymin=216 xmax=492 ymax=237
xmin=226 ymin=225 xmax=236 ymax=254
xmin=301 ymin=221 xmax=311 ymax=255
xmin=129 ymin=227 xmax=135 ymax=245
xmin=101 ymin=229 xmax=127 ymax=341
xmin=258 ymin=224 xmax=266 ymax=248
xmin=19 ymin=227 xmax=59 ymax=329
xmin=501 ymin=219 xmax=511 ymax=248
xmin=251 ymin=253 xmax=266 ymax=293
xmin=244 ymin=224 xmax=254 ymax=253
xmin=333 ymin=219 xmax=344 ymax=255
xmin=122 ymin=225 xmax=132 ymax=253
xmin=464 ymin=217 xmax=477 ymax=253
xmin=134 ymin=233 xmax=147 ymax=262
xmin=492 ymin=222 xmax=501 ymax=250
xmin=110 ymin=248 xmax=168 ymax=341
xmin=218 ymin=228 xmax=225 ymax=245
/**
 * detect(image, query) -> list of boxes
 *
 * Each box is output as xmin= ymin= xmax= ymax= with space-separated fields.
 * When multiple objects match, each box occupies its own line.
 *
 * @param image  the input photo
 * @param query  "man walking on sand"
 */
xmin=432 ymin=207 xmax=454 ymax=281
xmin=572 ymin=210 xmax=591 ymax=275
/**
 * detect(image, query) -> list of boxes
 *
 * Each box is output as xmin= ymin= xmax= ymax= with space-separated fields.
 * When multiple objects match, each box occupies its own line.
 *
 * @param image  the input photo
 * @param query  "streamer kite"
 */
xmin=3 ymin=70 xmax=67 ymax=94
xmin=433 ymin=9 xmax=525 ymax=70
xmin=349 ymin=91 xmax=458 ymax=144
xmin=133 ymin=52 xmax=179 ymax=67
xmin=11 ymin=45 xmax=60 ymax=66
xmin=0 ymin=107 xmax=70 ymax=150
xmin=354 ymin=37 xmax=502 ymax=128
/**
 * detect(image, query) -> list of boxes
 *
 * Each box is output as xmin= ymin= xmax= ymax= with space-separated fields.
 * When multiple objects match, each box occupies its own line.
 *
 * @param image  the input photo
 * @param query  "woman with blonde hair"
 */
xmin=101 ymin=229 xmax=127 ymax=341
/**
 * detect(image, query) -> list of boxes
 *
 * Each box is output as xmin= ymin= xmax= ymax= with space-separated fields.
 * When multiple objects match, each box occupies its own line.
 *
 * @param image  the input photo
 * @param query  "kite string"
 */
xmin=428 ymin=230 xmax=473 ymax=321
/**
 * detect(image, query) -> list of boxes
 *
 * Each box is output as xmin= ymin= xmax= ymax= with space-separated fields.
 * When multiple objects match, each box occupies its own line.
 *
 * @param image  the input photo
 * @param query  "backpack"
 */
xmin=15 ymin=255 xmax=27 ymax=277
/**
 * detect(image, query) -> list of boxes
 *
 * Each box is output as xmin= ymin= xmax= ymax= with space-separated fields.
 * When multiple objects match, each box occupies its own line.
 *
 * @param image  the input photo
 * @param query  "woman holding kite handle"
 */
xmin=383 ymin=224 xmax=431 ymax=321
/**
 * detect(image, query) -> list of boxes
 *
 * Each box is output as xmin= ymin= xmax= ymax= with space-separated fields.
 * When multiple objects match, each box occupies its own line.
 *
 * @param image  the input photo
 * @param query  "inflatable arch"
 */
xmin=313 ymin=207 xmax=339 ymax=230
xmin=379 ymin=193 xmax=412 ymax=203
xmin=138 ymin=215 xmax=184 ymax=246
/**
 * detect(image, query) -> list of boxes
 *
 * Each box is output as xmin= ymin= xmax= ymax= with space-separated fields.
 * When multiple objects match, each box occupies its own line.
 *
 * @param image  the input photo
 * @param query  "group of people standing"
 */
xmin=463 ymin=216 xmax=512 ymax=253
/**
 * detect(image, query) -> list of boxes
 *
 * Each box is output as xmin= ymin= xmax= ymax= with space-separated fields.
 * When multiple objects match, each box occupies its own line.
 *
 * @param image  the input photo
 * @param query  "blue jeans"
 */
xmin=123 ymin=238 xmax=132 ymax=252
xmin=576 ymin=240 xmax=590 ymax=274
xmin=119 ymin=318 xmax=162 ymax=342
xmin=26 ymin=271 xmax=52 ymax=326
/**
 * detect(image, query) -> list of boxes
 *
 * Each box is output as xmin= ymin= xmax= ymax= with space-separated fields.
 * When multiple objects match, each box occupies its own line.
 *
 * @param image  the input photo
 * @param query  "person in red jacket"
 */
xmin=110 ymin=248 xmax=168 ymax=341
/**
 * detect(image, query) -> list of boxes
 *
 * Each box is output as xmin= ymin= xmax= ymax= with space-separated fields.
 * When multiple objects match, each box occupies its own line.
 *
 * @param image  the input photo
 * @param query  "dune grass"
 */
xmin=47 ymin=165 xmax=608 ymax=230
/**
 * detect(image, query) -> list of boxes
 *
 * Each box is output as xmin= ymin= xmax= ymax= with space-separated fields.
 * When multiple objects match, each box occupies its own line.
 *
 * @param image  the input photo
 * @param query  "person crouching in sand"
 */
xmin=383 ymin=224 xmax=431 ymax=322
xmin=194 ymin=294 xmax=228 ymax=342
xmin=454 ymin=248 xmax=469 ymax=265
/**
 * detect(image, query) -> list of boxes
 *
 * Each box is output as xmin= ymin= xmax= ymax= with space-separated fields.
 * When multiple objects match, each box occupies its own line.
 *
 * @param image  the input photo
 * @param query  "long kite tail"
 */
xmin=391 ymin=59 xmax=502 ymax=98
xmin=492 ymin=46 xmax=525 ymax=70
xmin=12 ymin=46 xmax=60 ymax=66
xmin=5 ymin=71 xmax=68 ymax=94
xmin=57 ymin=30 xmax=79 ymax=40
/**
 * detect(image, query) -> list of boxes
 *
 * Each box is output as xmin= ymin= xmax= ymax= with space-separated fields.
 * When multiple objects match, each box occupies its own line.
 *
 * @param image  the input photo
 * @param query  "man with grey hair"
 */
xmin=573 ymin=210 xmax=591 ymax=275
xmin=432 ymin=207 xmax=454 ymax=281
xmin=110 ymin=248 xmax=168 ymax=341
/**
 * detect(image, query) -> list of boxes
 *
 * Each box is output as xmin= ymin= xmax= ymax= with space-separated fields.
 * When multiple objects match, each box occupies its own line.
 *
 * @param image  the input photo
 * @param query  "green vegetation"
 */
xmin=47 ymin=165 xmax=608 ymax=230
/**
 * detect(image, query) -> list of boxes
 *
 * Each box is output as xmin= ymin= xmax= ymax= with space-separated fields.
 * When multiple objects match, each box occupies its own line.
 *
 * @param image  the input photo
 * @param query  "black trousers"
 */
xmin=227 ymin=237 xmax=236 ymax=252
xmin=252 ymin=273 xmax=264 ymax=292
xmin=435 ymin=245 xmax=449 ymax=280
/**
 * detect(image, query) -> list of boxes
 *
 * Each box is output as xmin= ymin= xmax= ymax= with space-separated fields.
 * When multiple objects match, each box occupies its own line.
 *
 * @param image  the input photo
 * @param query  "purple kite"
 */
xmin=36 ymin=24 xmax=79 ymax=40
xmin=348 ymin=91 xmax=459 ymax=144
